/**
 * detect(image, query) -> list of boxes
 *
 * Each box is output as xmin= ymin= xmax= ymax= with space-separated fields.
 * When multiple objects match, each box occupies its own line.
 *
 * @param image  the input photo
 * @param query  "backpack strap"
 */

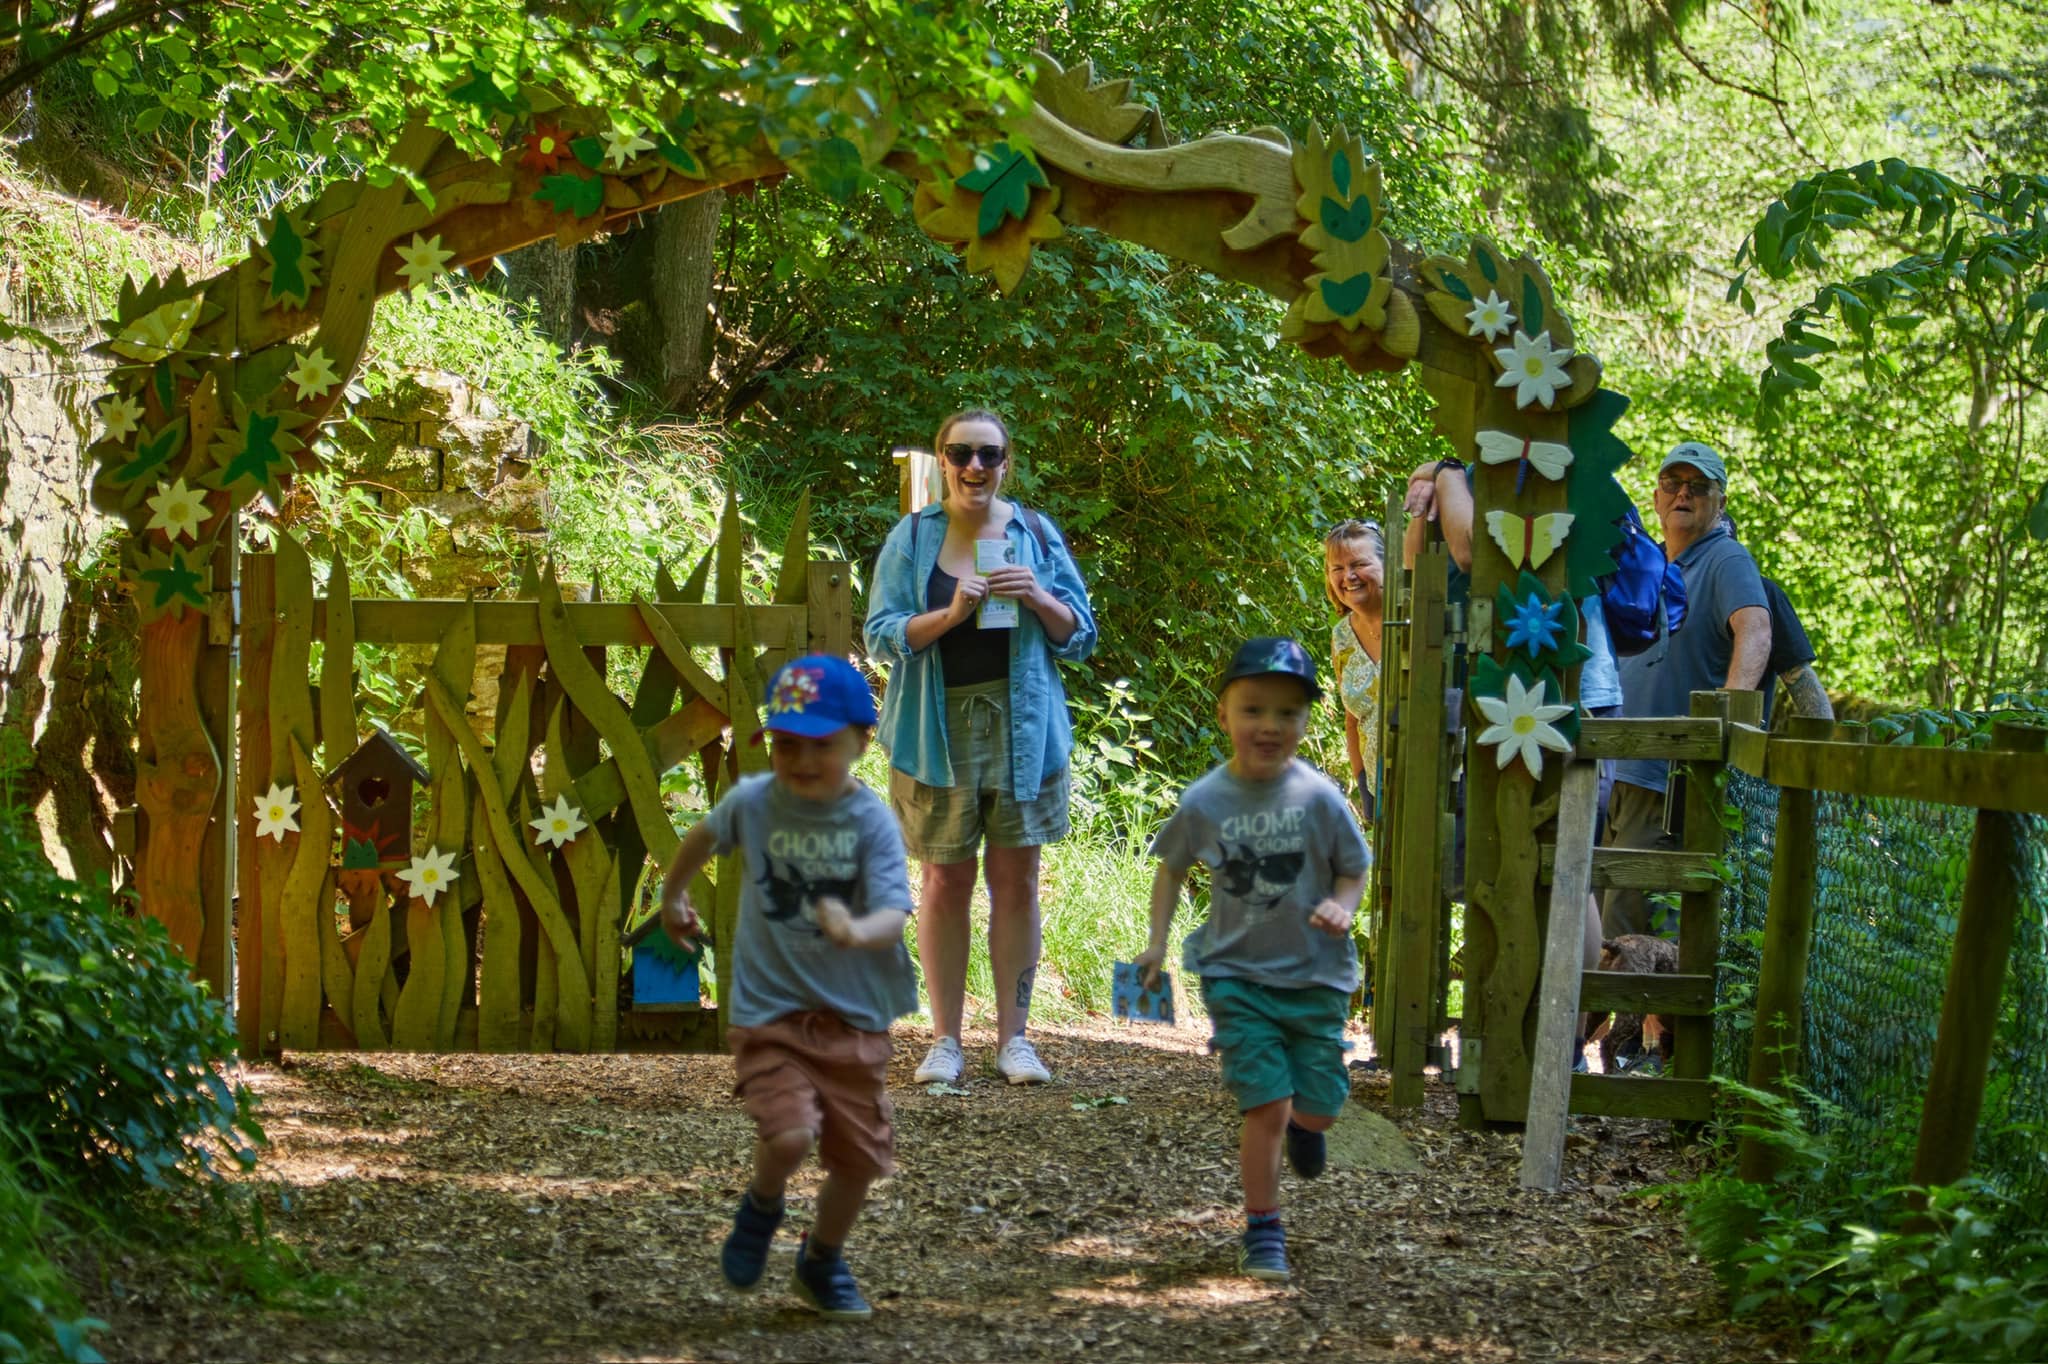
xmin=1015 ymin=504 xmax=1052 ymax=560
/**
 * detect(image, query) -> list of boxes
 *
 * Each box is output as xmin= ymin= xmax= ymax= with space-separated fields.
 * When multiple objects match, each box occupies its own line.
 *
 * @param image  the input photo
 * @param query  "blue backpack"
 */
xmin=1598 ymin=504 xmax=1688 ymax=656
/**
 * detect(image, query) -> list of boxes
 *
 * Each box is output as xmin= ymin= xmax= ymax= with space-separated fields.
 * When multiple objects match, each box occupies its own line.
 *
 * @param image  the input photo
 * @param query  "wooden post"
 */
xmin=1385 ymin=543 xmax=1448 ymax=1107
xmin=1368 ymin=489 xmax=1407 ymax=1064
xmin=195 ymin=530 xmax=238 ymax=1000
xmin=1521 ymin=760 xmax=1600 ymax=1190
xmin=235 ymin=553 xmax=276 ymax=1055
xmin=1674 ymin=689 xmax=1758 ymax=1085
xmin=893 ymin=445 xmax=939 ymax=516
xmin=807 ymin=561 xmax=853 ymax=658
xmin=1909 ymin=721 xmax=2048 ymax=1189
xmin=1738 ymin=715 xmax=1828 ymax=1182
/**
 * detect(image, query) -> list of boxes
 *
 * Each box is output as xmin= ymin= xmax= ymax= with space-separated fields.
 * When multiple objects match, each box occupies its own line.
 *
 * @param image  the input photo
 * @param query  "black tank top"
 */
xmin=927 ymin=565 xmax=1012 ymax=687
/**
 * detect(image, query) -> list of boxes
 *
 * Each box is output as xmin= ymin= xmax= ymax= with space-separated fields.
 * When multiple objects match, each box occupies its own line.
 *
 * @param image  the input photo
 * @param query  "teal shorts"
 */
xmin=1200 ymin=976 xmax=1351 ymax=1118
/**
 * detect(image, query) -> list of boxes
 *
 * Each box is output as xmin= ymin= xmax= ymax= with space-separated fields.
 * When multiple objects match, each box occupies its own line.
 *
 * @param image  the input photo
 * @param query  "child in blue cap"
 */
xmin=1134 ymin=637 xmax=1369 ymax=1282
xmin=658 ymin=654 xmax=914 ymax=1321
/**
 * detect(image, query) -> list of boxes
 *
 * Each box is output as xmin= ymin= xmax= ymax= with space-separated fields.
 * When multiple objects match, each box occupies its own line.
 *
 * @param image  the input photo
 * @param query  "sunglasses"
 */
xmin=942 ymin=442 xmax=1007 ymax=468
xmin=1657 ymin=474 xmax=1716 ymax=498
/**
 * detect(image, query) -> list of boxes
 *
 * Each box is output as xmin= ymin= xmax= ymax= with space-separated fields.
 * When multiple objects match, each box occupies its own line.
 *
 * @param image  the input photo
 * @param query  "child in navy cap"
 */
xmin=658 ymin=655 xmax=914 ymax=1321
xmin=1134 ymin=637 xmax=1369 ymax=1282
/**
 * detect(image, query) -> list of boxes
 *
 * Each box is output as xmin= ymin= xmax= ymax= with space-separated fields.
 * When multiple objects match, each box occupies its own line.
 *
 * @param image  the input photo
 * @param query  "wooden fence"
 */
xmin=127 ymin=492 xmax=856 ymax=1057
xmin=1519 ymin=702 xmax=2048 ymax=1190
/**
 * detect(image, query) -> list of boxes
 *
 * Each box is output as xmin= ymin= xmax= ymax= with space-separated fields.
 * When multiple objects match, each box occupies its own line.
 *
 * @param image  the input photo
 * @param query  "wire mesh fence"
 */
xmin=1718 ymin=768 xmax=2048 ymax=1211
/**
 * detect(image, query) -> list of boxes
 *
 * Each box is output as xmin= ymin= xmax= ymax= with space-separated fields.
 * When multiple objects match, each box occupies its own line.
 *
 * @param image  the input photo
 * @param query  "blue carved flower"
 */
xmin=1504 ymin=592 xmax=1564 ymax=657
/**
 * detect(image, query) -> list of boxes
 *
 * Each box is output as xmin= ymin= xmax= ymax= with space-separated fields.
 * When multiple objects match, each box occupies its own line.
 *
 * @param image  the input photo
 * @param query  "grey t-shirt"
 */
xmin=1615 ymin=525 xmax=1768 ymax=794
xmin=1151 ymin=759 xmax=1370 ymax=994
xmin=702 ymin=774 xmax=916 ymax=1034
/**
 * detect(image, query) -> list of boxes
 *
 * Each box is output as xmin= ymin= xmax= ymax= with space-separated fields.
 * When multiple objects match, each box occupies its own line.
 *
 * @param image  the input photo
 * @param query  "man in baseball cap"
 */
xmin=1604 ymin=443 xmax=1771 ymax=939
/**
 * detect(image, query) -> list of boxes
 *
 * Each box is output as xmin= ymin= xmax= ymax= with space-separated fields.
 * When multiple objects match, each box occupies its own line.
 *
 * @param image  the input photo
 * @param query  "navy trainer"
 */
xmin=721 ymin=1191 xmax=783 ymax=1290
xmin=792 ymin=1236 xmax=873 ymax=1321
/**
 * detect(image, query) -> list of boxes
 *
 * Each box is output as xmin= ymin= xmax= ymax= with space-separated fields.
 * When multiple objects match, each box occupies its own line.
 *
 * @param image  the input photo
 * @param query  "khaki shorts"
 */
xmin=728 ymin=1012 xmax=895 ymax=1180
xmin=890 ymin=680 xmax=1071 ymax=863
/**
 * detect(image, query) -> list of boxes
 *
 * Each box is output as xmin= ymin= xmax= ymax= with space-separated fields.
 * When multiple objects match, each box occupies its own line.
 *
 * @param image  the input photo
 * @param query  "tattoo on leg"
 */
xmin=1015 ymin=965 xmax=1036 ymax=1012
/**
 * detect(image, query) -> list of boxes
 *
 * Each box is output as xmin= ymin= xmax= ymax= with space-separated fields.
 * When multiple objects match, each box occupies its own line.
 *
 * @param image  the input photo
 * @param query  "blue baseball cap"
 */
xmin=762 ymin=655 xmax=878 ymax=737
xmin=1218 ymin=636 xmax=1323 ymax=701
xmin=1660 ymin=441 xmax=1728 ymax=486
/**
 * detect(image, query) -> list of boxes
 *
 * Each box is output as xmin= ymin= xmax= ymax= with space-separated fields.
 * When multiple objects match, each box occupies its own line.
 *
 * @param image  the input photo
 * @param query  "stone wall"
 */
xmin=325 ymin=371 xmax=546 ymax=596
xmin=1 ymin=323 xmax=109 ymax=776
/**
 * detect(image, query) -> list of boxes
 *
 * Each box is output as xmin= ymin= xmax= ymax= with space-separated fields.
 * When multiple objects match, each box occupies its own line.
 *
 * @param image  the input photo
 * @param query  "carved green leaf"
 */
xmin=1474 ymin=242 xmax=1499 ymax=283
xmin=1319 ymin=194 xmax=1372 ymax=242
xmin=1436 ymin=269 xmax=1473 ymax=302
xmin=1329 ymin=147 xmax=1353 ymax=201
xmin=216 ymin=409 xmax=294 ymax=496
xmin=571 ymin=135 xmax=606 ymax=170
xmin=1319 ymin=271 xmax=1375 ymax=318
xmin=262 ymin=213 xmax=317 ymax=308
xmin=1564 ymin=388 xmax=1639 ymax=601
xmin=137 ymin=547 xmax=209 ymax=615
xmin=535 ymin=172 xmax=605 ymax=218
xmin=1523 ymin=275 xmax=1546 ymax=336
xmin=956 ymin=143 xmax=1048 ymax=237
xmin=658 ymin=139 xmax=703 ymax=176
xmin=109 ymin=418 xmax=186 ymax=488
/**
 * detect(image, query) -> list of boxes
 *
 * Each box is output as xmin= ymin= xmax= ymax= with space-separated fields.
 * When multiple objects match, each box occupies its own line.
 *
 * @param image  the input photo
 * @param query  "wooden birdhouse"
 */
xmin=327 ymin=728 xmax=430 ymax=872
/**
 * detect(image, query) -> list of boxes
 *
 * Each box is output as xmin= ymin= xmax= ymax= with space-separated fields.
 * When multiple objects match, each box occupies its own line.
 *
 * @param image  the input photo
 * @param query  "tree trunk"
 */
xmin=648 ymin=189 xmax=725 ymax=410
xmin=500 ymin=241 xmax=578 ymax=346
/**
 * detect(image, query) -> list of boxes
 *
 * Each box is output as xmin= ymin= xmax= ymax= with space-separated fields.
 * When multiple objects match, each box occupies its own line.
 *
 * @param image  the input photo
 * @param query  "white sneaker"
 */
xmin=913 ymin=1035 xmax=965 ymax=1085
xmin=996 ymin=1035 xmax=1051 ymax=1085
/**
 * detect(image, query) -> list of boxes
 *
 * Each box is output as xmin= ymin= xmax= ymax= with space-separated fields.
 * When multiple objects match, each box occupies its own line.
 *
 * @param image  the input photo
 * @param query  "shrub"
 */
xmin=0 ymin=823 xmax=261 ymax=1193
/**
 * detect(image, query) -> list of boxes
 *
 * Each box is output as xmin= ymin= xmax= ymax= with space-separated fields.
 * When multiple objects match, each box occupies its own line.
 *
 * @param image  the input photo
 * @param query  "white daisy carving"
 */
xmin=253 ymin=782 xmax=301 ymax=841
xmin=601 ymin=127 xmax=656 ymax=169
xmin=286 ymin=347 xmax=341 ymax=400
xmin=394 ymin=233 xmax=455 ymax=295
xmin=145 ymin=477 xmax=210 ymax=543
xmin=98 ymin=392 xmax=145 ymax=443
xmin=1474 ymin=673 xmax=1575 ymax=778
xmin=396 ymin=847 xmax=460 ymax=906
xmin=1493 ymin=329 xmax=1574 ymax=409
xmin=1464 ymin=291 xmax=1516 ymax=342
xmin=529 ymin=794 xmax=588 ymax=848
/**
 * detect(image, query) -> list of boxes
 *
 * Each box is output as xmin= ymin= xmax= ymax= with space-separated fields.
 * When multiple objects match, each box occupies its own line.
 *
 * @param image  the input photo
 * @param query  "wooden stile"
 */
xmin=1521 ymin=760 xmax=1601 ymax=1191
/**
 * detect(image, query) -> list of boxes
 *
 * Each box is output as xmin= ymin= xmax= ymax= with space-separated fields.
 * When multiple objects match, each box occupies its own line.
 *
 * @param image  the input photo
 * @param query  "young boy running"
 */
xmin=659 ymin=654 xmax=915 ymax=1321
xmin=1135 ymin=637 xmax=1369 ymax=1282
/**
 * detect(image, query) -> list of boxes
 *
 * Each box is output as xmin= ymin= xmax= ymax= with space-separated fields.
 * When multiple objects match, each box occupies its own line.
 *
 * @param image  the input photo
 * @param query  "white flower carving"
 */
xmin=1474 ymin=673 xmax=1575 ymax=778
xmin=286 ymin=347 xmax=341 ymax=400
xmin=1464 ymin=291 xmax=1516 ymax=342
xmin=529 ymin=794 xmax=589 ymax=848
xmin=98 ymin=392 xmax=145 ymax=443
xmin=1493 ymin=329 xmax=1574 ymax=409
xmin=394 ymin=233 xmax=455 ymax=295
xmin=145 ymin=477 xmax=210 ymax=543
xmin=253 ymin=782 xmax=301 ymax=841
xmin=601 ymin=127 xmax=656 ymax=170
xmin=396 ymin=847 xmax=460 ymax=906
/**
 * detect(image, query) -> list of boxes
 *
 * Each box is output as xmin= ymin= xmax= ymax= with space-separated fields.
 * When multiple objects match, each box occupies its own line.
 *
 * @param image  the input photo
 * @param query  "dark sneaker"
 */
xmin=792 ymin=1237 xmax=873 ymax=1321
xmin=721 ymin=1192 xmax=783 ymax=1290
xmin=1285 ymin=1121 xmax=1327 ymax=1180
xmin=1238 ymin=1218 xmax=1289 ymax=1282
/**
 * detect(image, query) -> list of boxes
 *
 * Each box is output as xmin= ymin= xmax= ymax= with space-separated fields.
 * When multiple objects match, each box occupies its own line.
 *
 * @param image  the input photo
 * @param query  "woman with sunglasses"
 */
xmin=1324 ymin=520 xmax=1386 ymax=821
xmin=864 ymin=409 xmax=1098 ymax=1087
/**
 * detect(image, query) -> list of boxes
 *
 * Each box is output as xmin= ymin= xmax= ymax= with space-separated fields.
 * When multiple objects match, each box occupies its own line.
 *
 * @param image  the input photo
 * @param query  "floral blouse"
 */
xmin=1331 ymin=615 xmax=1381 ymax=799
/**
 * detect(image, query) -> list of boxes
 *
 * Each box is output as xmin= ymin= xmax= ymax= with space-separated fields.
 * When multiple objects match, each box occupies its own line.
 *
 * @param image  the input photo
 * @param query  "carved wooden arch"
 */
xmin=96 ymin=53 xmax=1643 ymax=1102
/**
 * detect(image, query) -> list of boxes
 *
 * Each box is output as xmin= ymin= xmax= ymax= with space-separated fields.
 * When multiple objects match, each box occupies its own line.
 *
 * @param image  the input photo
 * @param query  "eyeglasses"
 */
xmin=1657 ymin=474 xmax=1716 ymax=498
xmin=942 ymin=443 xmax=1007 ymax=469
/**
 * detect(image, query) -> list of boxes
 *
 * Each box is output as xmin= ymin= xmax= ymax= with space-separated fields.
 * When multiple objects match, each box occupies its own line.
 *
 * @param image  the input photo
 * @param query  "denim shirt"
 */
xmin=864 ymin=502 xmax=1098 ymax=800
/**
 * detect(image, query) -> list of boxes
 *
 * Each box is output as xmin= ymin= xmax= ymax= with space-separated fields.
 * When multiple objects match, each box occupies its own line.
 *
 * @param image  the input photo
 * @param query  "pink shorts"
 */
xmin=728 ymin=1012 xmax=896 ymax=1179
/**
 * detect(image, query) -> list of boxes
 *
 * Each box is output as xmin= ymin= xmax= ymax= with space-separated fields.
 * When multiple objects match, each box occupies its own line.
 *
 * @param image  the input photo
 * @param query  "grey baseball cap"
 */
xmin=1660 ymin=441 xmax=1727 ymax=486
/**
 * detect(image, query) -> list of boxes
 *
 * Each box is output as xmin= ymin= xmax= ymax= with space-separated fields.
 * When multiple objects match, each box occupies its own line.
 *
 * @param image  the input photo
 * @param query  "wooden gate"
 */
xmin=226 ymin=494 xmax=849 ymax=1056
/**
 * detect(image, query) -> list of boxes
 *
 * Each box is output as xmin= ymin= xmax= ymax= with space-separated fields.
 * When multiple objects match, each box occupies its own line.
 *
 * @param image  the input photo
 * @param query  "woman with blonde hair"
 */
xmin=1323 ymin=519 xmax=1386 ymax=820
xmin=864 ymin=409 xmax=1098 ymax=1086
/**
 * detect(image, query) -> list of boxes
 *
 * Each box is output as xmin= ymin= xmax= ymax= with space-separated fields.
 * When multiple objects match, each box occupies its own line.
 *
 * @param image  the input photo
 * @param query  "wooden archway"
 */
xmin=92 ymin=52 xmax=1649 ymax=1114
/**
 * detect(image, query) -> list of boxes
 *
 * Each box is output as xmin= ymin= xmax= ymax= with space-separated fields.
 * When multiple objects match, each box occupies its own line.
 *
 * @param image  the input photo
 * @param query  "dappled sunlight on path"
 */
xmin=93 ymin=1024 xmax=1791 ymax=1362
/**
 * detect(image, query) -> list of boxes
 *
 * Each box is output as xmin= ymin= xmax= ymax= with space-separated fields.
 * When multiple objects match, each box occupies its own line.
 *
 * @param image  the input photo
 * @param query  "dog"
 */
xmin=1586 ymin=933 xmax=1678 ymax=1073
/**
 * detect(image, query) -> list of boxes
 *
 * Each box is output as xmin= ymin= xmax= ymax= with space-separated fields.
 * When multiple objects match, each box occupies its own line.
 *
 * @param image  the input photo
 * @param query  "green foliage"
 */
xmin=1678 ymin=1086 xmax=2048 ymax=1363
xmin=0 ymin=824 xmax=261 ymax=1192
xmin=0 ymin=1145 xmax=105 ymax=1364
xmin=5 ymin=0 xmax=1032 ymax=194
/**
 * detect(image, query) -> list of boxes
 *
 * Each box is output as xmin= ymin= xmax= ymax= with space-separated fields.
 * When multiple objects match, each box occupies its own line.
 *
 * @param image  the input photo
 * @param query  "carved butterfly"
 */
xmin=758 ymin=860 xmax=860 ymax=932
xmin=1475 ymin=430 xmax=1574 ymax=494
xmin=1485 ymin=510 xmax=1575 ymax=570
xmin=1217 ymin=843 xmax=1306 ymax=909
